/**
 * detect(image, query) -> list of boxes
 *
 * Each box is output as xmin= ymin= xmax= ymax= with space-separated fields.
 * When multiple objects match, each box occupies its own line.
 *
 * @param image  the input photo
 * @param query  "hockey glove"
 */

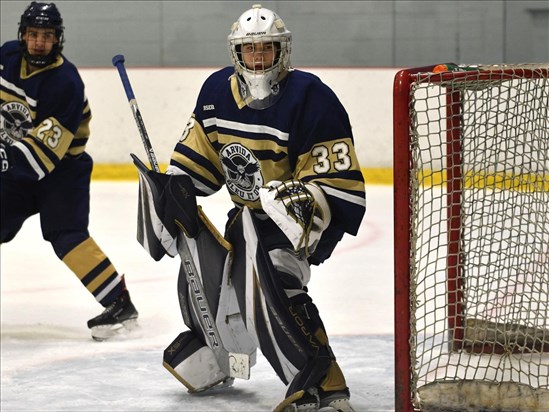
xmin=259 ymin=179 xmax=331 ymax=258
xmin=133 ymin=154 xmax=199 ymax=260
xmin=0 ymin=141 xmax=13 ymax=172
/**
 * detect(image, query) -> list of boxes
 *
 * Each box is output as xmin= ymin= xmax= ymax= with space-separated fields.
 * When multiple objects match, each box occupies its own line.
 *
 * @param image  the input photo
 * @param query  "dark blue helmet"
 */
xmin=18 ymin=2 xmax=64 ymax=67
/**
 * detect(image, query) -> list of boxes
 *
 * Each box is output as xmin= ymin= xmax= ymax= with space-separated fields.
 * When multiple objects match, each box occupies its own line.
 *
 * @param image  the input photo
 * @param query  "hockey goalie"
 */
xmin=131 ymin=4 xmax=366 ymax=412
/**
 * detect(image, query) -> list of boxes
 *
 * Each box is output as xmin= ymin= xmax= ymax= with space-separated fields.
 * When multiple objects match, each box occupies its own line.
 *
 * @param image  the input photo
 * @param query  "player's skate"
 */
xmin=318 ymin=388 xmax=355 ymax=412
xmin=277 ymin=388 xmax=355 ymax=412
xmin=87 ymin=289 xmax=139 ymax=341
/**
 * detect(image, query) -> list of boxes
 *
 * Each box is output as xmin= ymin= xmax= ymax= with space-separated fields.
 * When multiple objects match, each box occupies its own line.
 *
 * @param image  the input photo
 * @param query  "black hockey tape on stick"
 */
xmin=112 ymin=54 xmax=160 ymax=172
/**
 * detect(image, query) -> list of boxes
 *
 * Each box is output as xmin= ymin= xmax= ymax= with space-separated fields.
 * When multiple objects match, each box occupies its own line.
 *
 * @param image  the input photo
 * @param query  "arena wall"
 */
xmin=83 ymin=67 xmax=398 ymax=183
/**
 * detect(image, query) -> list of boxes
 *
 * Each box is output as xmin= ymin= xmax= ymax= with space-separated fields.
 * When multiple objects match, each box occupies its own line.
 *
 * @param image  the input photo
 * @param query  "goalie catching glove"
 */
xmin=259 ymin=180 xmax=331 ymax=258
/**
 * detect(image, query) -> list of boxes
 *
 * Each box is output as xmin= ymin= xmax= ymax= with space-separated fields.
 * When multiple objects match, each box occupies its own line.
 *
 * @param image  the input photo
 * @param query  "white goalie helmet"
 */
xmin=228 ymin=4 xmax=292 ymax=108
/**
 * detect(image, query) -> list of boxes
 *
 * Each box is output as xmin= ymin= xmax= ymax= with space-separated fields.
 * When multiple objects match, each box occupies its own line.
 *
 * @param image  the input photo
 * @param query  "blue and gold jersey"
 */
xmin=168 ymin=66 xmax=366 ymax=237
xmin=0 ymin=40 xmax=91 ymax=180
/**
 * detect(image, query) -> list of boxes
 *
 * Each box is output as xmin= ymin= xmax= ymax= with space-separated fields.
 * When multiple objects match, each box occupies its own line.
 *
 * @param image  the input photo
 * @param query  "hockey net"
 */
xmin=393 ymin=63 xmax=549 ymax=412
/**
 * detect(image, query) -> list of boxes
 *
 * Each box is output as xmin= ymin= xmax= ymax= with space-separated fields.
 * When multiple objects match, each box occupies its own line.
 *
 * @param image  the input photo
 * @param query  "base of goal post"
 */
xmin=418 ymin=381 xmax=549 ymax=412
xmin=461 ymin=318 xmax=549 ymax=354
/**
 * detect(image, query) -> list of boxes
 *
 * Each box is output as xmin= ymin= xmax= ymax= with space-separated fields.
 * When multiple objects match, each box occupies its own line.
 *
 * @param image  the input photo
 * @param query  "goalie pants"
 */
xmin=0 ymin=152 xmax=125 ymax=306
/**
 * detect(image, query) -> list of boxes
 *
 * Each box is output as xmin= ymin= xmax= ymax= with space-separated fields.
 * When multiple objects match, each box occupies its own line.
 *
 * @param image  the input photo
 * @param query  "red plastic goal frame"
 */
xmin=393 ymin=63 xmax=549 ymax=412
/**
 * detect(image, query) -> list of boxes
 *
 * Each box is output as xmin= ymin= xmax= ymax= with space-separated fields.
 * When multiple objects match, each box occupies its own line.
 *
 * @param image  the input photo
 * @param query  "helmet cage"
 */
xmin=18 ymin=2 xmax=64 ymax=68
xmin=227 ymin=5 xmax=292 ymax=103
xmin=229 ymin=34 xmax=291 ymax=78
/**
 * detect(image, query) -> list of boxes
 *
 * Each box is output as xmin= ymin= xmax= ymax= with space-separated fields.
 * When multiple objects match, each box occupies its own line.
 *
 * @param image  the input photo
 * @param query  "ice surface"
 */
xmin=1 ymin=182 xmax=395 ymax=411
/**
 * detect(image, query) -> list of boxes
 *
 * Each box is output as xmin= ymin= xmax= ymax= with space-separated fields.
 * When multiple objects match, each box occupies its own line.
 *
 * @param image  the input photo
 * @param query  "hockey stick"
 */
xmin=112 ymin=55 xmax=247 ymax=380
xmin=112 ymin=54 xmax=160 ymax=172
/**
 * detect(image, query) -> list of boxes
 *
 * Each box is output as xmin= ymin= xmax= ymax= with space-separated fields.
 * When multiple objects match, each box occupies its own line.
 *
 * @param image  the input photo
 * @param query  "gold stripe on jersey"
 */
xmin=172 ymin=121 xmax=224 ymax=186
xmin=259 ymin=158 xmax=293 ymax=182
xmin=217 ymin=132 xmax=289 ymax=156
xmin=68 ymin=113 xmax=91 ymax=157
xmin=62 ymin=237 xmax=114 ymax=285
xmin=215 ymin=122 xmax=291 ymax=185
xmin=171 ymin=149 xmax=223 ymax=186
xmin=82 ymin=99 xmax=91 ymax=123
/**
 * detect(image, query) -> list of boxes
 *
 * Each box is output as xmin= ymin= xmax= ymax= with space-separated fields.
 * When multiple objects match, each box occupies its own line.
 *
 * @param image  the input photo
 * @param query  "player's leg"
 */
xmin=227 ymin=208 xmax=354 ymax=411
xmin=38 ymin=153 xmax=138 ymax=340
xmin=0 ymin=175 xmax=36 ymax=243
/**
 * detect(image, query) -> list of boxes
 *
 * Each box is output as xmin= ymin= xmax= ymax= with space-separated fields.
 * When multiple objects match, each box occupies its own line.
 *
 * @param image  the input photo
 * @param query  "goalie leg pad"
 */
xmin=226 ymin=208 xmax=339 ymax=395
xmin=173 ymin=206 xmax=256 ymax=380
xmin=163 ymin=330 xmax=234 ymax=393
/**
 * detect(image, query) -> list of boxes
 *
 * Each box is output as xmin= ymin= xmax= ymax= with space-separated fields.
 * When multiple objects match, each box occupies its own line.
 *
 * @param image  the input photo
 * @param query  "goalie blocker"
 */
xmin=132 ymin=155 xmax=348 ymax=405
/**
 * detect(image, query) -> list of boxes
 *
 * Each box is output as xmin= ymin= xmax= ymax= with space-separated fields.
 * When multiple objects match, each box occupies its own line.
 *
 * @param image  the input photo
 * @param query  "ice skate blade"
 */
xmin=279 ymin=404 xmax=317 ymax=412
xmin=274 ymin=390 xmax=318 ymax=412
xmin=280 ymin=403 xmax=354 ymax=412
xmin=90 ymin=318 xmax=140 ymax=341
xmin=190 ymin=377 xmax=235 ymax=394
xmin=319 ymin=397 xmax=356 ymax=412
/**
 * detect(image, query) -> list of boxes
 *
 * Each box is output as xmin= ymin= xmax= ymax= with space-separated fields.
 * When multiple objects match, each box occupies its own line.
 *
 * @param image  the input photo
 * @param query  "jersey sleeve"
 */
xmin=12 ymin=69 xmax=87 ymax=180
xmin=167 ymin=72 xmax=227 ymax=196
xmin=290 ymin=78 xmax=366 ymax=236
xmin=167 ymin=113 xmax=225 ymax=196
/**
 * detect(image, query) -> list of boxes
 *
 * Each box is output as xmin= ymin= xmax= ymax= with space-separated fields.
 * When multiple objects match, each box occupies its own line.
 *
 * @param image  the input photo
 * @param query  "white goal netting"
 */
xmin=407 ymin=64 xmax=549 ymax=412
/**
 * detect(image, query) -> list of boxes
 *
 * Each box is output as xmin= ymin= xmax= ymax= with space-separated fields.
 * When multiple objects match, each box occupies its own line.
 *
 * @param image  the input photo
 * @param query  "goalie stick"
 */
xmin=112 ymin=54 xmax=160 ymax=172
xmin=112 ymin=55 xmax=248 ymax=380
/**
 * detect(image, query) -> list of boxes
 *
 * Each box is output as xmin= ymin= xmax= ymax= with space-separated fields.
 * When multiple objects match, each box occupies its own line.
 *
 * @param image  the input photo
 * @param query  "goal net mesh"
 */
xmin=407 ymin=64 xmax=549 ymax=411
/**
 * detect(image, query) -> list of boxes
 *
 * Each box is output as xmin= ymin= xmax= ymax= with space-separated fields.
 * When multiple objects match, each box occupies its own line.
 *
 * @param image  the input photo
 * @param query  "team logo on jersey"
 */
xmin=220 ymin=143 xmax=264 ymax=201
xmin=0 ymin=102 xmax=33 ymax=144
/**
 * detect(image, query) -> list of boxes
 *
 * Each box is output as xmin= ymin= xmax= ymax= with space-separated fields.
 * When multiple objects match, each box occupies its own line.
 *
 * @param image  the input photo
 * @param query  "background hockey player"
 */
xmin=138 ymin=4 xmax=366 ymax=412
xmin=0 ymin=2 xmax=139 ymax=341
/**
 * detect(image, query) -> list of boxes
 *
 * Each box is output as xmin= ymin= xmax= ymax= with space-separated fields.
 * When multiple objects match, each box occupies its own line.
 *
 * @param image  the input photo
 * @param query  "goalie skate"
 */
xmin=318 ymin=389 xmax=355 ymax=412
xmin=87 ymin=290 xmax=139 ymax=341
xmin=276 ymin=388 xmax=355 ymax=412
xmin=193 ymin=377 xmax=236 ymax=394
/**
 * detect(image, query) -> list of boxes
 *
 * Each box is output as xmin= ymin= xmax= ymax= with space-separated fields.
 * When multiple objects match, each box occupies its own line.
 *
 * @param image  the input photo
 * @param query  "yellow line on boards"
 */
xmin=91 ymin=164 xmax=393 ymax=185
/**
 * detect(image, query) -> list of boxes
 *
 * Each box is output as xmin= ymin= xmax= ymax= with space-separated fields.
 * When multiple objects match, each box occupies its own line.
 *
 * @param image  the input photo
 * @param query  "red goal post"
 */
xmin=393 ymin=63 xmax=549 ymax=412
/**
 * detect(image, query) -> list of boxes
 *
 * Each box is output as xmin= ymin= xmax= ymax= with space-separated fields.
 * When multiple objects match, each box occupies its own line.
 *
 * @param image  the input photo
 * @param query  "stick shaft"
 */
xmin=112 ymin=54 xmax=160 ymax=172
